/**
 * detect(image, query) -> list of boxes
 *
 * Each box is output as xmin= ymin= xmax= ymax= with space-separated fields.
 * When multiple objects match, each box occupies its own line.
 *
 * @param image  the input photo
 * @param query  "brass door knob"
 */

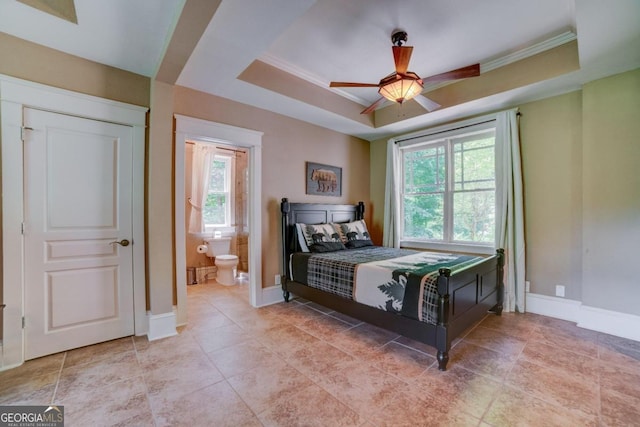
xmin=110 ymin=239 xmax=130 ymax=247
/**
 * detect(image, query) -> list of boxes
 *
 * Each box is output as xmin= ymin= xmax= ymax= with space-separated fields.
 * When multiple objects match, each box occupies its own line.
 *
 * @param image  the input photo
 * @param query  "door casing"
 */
xmin=174 ymin=115 xmax=263 ymax=326
xmin=0 ymin=75 xmax=147 ymax=370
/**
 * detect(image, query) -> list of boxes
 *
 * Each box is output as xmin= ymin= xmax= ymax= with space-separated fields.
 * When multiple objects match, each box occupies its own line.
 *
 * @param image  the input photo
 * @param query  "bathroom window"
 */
xmin=203 ymin=155 xmax=234 ymax=228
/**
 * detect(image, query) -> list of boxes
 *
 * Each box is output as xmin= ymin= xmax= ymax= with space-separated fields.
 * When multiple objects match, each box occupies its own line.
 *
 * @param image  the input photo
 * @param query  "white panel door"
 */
xmin=23 ymin=108 xmax=135 ymax=360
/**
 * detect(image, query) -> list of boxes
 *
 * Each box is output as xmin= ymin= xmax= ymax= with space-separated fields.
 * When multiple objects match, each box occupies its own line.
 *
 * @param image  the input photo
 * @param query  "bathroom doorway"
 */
xmin=174 ymin=115 xmax=263 ymax=326
xmin=184 ymin=142 xmax=250 ymax=287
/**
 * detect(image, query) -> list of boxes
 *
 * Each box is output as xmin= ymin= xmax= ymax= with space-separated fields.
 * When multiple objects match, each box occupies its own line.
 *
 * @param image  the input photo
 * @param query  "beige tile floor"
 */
xmin=2 ymin=280 xmax=640 ymax=426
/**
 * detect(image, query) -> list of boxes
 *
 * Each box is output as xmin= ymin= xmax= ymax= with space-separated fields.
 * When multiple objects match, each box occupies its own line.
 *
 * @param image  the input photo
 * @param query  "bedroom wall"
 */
xmin=0 ymin=32 xmax=150 ymax=107
xmin=519 ymin=91 xmax=583 ymax=300
xmin=581 ymin=69 xmax=640 ymax=316
xmin=0 ymin=32 xmax=152 ymax=339
xmin=0 ymin=32 xmax=371 ymax=318
xmin=173 ymin=86 xmax=371 ymax=290
xmin=148 ymin=80 xmax=176 ymax=313
xmin=369 ymin=68 xmax=640 ymax=318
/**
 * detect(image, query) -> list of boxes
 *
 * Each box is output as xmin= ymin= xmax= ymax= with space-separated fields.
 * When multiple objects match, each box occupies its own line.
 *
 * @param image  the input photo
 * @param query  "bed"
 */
xmin=280 ymin=198 xmax=504 ymax=371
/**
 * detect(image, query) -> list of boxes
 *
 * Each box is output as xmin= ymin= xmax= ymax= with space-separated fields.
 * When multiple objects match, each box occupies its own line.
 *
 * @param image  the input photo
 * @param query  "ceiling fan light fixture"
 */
xmin=330 ymin=30 xmax=478 ymax=114
xmin=378 ymin=76 xmax=423 ymax=104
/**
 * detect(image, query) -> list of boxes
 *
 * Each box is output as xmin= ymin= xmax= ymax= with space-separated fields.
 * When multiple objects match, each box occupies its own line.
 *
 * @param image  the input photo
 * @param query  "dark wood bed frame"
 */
xmin=280 ymin=198 xmax=504 ymax=371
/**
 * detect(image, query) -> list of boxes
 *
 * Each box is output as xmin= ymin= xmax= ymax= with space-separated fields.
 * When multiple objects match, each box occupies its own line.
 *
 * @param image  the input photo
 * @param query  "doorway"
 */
xmin=174 ymin=115 xmax=263 ymax=326
xmin=185 ymin=142 xmax=250 ymax=288
xmin=0 ymin=75 xmax=147 ymax=369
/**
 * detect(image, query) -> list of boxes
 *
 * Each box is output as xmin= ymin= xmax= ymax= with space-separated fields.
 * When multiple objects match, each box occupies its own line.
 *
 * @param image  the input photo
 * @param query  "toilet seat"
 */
xmin=216 ymin=254 xmax=238 ymax=262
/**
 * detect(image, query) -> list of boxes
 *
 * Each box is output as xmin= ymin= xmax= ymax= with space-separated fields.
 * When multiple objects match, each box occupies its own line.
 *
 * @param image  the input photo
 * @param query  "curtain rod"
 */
xmin=185 ymin=141 xmax=247 ymax=153
xmin=395 ymin=111 xmax=521 ymax=144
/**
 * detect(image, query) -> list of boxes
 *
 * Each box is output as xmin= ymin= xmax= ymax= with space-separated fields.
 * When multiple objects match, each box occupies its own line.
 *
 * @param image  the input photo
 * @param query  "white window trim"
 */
xmin=204 ymin=154 xmax=235 ymax=230
xmin=396 ymin=113 xmax=498 ymax=254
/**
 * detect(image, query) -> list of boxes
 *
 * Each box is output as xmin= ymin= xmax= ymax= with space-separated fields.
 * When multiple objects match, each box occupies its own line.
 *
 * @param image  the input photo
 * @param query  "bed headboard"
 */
xmin=280 ymin=198 xmax=364 ymax=279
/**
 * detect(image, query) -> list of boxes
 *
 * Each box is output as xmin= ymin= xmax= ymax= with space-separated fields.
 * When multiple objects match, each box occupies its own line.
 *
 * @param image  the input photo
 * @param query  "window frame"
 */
xmin=203 ymin=153 xmax=235 ymax=231
xmin=397 ymin=119 xmax=497 ymax=255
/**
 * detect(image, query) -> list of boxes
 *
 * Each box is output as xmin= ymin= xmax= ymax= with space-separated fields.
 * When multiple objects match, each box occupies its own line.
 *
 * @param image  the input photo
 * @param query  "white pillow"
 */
xmin=335 ymin=219 xmax=373 ymax=248
xmin=295 ymin=223 xmax=310 ymax=252
xmin=295 ymin=223 xmax=342 ymax=252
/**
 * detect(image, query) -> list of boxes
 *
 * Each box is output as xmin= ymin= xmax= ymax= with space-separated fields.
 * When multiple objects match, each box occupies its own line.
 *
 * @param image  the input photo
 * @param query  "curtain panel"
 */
xmin=188 ymin=143 xmax=216 ymax=233
xmin=495 ymin=109 xmax=526 ymax=312
xmin=383 ymin=138 xmax=401 ymax=247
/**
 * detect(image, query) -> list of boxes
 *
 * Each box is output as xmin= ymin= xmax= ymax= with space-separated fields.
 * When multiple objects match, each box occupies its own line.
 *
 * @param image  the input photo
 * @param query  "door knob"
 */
xmin=110 ymin=239 xmax=130 ymax=247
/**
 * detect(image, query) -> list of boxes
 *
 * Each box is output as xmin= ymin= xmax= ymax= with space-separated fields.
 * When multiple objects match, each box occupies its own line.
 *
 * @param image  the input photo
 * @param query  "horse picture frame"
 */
xmin=305 ymin=161 xmax=342 ymax=197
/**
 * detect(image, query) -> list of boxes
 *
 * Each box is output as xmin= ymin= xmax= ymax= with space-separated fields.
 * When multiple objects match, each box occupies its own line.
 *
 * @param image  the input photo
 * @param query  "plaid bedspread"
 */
xmin=291 ymin=247 xmax=484 ymax=325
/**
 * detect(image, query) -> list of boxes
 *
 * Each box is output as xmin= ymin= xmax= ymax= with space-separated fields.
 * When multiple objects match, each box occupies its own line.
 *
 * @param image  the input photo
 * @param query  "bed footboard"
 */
xmin=434 ymin=248 xmax=505 ymax=370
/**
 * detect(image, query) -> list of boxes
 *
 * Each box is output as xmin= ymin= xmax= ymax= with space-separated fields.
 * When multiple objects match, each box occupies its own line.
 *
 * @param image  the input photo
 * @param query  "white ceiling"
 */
xmin=0 ymin=0 xmax=183 ymax=77
xmin=1 ymin=0 xmax=639 ymax=141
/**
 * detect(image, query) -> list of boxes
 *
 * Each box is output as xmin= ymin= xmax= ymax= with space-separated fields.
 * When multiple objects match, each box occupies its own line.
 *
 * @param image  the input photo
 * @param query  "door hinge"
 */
xmin=21 ymin=222 xmax=25 ymax=235
xmin=22 ymin=316 xmax=25 ymax=328
xmin=20 ymin=126 xmax=34 ymax=141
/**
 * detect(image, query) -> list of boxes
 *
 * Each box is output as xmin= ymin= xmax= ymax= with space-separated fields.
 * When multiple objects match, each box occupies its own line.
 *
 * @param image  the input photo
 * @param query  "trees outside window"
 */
xmin=401 ymin=128 xmax=495 ymax=248
xmin=203 ymin=156 xmax=231 ymax=227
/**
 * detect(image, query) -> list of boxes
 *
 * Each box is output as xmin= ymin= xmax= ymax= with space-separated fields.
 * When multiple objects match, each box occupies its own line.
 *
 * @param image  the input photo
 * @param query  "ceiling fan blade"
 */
xmin=414 ymin=95 xmax=441 ymax=112
xmin=330 ymin=82 xmax=379 ymax=88
xmin=360 ymin=97 xmax=386 ymax=114
xmin=422 ymin=63 xmax=480 ymax=84
xmin=392 ymin=46 xmax=413 ymax=74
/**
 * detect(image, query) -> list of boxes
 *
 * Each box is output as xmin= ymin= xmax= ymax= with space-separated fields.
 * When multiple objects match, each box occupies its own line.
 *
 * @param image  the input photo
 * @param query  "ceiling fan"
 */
xmin=330 ymin=30 xmax=480 ymax=114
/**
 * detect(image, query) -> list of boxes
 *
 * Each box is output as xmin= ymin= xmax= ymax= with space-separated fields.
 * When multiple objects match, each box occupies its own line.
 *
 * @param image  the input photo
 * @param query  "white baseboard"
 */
xmin=0 ymin=360 xmax=23 ymax=372
xmin=526 ymin=292 xmax=640 ymax=342
xmin=525 ymin=293 xmax=582 ymax=322
xmin=147 ymin=311 xmax=178 ymax=341
xmin=578 ymin=305 xmax=640 ymax=342
xmin=173 ymin=304 xmax=187 ymax=329
xmin=259 ymin=285 xmax=284 ymax=307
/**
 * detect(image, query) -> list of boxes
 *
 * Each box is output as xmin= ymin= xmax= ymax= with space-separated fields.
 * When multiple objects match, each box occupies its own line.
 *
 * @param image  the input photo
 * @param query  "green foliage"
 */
xmin=402 ymin=131 xmax=495 ymax=243
xmin=203 ymin=194 xmax=225 ymax=225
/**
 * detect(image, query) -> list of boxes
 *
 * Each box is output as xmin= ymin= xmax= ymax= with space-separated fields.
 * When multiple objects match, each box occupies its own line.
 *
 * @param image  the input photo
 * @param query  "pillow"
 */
xmin=309 ymin=241 xmax=347 ymax=253
xmin=295 ymin=223 xmax=310 ymax=252
xmin=296 ymin=223 xmax=343 ymax=252
xmin=336 ymin=219 xmax=373 ymax=248
xmin=345 ymin=239 xmax=373 ymax=249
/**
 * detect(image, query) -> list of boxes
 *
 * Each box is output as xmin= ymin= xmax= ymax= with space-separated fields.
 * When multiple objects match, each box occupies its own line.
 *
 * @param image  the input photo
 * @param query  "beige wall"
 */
xmin=0 ymin=32 xmax=150 ymax=107
xmin=0 ymin=33 xmax=153 ymax=336
xmin=148 ymin=80 xmax=176 ymax=313
xmin=0 ymin=35 xmax=370 ymax=323
xmin=3 ymin=28 xmax=637 ymax=320
xmin=174 ymin=86 xmax=370 ymax=289
xmin=581 ymin=69 xmax=640 ymax=315
xmin=519 ymin=91 xmax=583 ymax=300
xmin=370 ymin=68 xmax=640 ymax=317
xmin=369 ymin=137 xmax=388 ymax=245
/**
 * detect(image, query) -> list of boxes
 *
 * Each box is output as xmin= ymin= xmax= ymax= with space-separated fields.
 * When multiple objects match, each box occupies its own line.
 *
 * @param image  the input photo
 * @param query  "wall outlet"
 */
xmin=555 ymin=285 xmax=565 ymax=297
xmin=275 ymin=274 xmax=281 ymax=285
xmin=525 ymin=281 xmax=530 ymax=292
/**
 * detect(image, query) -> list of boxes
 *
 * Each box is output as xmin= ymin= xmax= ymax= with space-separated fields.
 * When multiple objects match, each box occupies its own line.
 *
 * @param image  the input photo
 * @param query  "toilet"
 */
xmin=204 ymin=237 xmax=238 ymax=286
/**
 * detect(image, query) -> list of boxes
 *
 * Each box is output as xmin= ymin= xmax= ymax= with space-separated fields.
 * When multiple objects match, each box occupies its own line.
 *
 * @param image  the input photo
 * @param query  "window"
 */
xmin=203 ymin=155 xmax=233 ymax=228
xmin=400 ymin=125 xmax=496 ymax=250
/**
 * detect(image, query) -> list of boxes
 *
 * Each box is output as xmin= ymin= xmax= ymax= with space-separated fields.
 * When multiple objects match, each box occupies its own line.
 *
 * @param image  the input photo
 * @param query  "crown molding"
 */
xmin=260 ymin=30 xmax=577 ymax=104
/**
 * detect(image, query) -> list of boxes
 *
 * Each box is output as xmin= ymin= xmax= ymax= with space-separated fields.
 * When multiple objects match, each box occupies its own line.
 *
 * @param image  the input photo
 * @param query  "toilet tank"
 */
xmin=204 ymin=237 xmax=231 ymax=257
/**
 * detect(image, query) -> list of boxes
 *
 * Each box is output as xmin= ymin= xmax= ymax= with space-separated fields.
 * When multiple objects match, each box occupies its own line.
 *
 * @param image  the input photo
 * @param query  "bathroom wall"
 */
xmin=184 ymin=143 xmax=249 ymax=274
xmin=234 ymin=150 xmax=249 ymax=271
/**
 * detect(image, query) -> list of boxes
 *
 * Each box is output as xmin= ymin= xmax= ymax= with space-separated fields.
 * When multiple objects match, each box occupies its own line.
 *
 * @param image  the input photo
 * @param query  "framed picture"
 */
xmin=306 ymin=162 xmax=342 ymax=197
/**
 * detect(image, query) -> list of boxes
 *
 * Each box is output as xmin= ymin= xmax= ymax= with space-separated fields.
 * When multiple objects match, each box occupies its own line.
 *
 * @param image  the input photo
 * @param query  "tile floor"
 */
xmin=1 ymin=280 xmax=640 ymax=426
